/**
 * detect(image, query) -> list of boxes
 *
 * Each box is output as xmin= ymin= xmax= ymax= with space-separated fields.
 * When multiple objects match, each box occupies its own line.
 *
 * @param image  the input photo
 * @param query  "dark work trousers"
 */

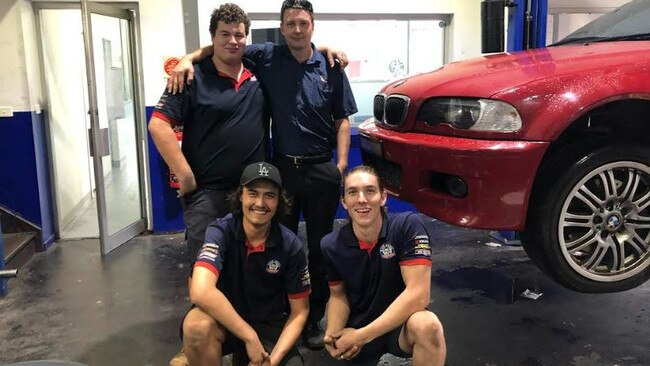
xmin=274 ymin=159 xmax=341 ymax=324
xmin=181 ymin=188 xmax=231 ymax=263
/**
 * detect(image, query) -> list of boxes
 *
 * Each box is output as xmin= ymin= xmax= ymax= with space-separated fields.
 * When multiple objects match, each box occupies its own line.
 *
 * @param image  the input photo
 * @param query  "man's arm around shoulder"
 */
xmin=168 ymin=43 xmax=273 ymax=93
xmin=334 ymin=118 xmax=350 ymax=175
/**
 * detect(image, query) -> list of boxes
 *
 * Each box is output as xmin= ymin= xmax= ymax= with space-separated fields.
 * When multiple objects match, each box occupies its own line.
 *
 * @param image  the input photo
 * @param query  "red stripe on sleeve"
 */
xmin=399 ymin=258 xmax=432 ymax=267
xmin=328 ymin=280 xmax=343 ymax=287
xmin=151 ymin=110 xmax=181 ymax=127
xmin=194 ymin=261 xmax=220 ymax=279
xmin=288 ymin=289 xmax=312 ymax=299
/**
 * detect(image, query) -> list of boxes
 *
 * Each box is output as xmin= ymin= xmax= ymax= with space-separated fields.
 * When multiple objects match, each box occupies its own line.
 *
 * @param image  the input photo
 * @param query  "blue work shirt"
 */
xmin=321 ymin=212 xmax=432 ymax=329
xmin=244 ymin=43 xmax=358 ymax=157
xmin=196 ymin=213 xmax=311 ymax=323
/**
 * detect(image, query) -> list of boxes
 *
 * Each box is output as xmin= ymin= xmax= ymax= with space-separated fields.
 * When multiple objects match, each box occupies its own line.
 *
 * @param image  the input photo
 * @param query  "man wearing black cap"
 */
xmin=180 ymin=162 xmax=311 ymax=366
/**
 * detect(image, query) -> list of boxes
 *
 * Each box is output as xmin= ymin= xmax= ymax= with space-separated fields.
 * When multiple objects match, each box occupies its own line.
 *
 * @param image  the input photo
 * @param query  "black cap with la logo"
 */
xmin=240 ymin=162 xmax=282 ymax=190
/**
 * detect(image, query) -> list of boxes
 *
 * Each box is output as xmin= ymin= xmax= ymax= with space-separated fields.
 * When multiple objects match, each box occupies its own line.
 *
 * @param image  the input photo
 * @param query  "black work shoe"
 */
xmin=302 ymin=321 xmax=325 ymax=350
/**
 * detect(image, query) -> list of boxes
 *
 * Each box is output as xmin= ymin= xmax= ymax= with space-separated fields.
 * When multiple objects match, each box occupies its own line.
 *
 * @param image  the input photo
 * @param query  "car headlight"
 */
xmin=416 ymin=98 xmax=522 ymax=132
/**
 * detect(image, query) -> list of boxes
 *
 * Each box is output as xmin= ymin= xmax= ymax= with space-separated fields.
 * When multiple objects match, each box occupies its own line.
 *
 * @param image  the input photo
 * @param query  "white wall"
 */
xmin=0 ymin=0 xmax=32 ymax=111
xmin=40 ymin=9 xmax=92 ymax=228
xmin=197 ymin=0 xmax=483 ymax=63
xmin=19 ymin=1 xmax=44 ymax=113
xmin=548 ymin=0 xmax=629 ymax=9
xmin=139 ymin=0 xmax=186 ymax=105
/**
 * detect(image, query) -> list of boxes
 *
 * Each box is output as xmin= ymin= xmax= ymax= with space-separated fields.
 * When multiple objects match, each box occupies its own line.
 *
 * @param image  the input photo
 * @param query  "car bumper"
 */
xmin=358 ymin=122 xmax=549 ymax=230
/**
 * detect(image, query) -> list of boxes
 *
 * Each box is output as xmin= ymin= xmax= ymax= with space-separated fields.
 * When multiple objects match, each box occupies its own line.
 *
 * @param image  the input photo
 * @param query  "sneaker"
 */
xmin=302 ymin=321 xmax=325 ymax=350
xmin=169 ymin=349 xmax=189 ymax=366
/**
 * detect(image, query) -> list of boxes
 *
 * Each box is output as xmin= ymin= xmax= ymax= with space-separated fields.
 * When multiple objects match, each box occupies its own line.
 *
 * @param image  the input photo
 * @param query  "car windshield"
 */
xmin=552 ymin=0 xmax=650 ymax=46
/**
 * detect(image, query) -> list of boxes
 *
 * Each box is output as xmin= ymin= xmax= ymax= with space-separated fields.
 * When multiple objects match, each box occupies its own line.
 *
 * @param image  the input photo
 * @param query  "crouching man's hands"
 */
xmin=245 ymin=336 xmax=270 ymax=366
xmin=324 ymin=328 xmax=366 ymax=361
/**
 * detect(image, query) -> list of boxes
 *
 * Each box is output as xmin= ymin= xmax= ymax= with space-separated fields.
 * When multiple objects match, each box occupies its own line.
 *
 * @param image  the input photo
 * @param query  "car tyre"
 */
xmin=525 ymin=145 xmax=650 ymax=292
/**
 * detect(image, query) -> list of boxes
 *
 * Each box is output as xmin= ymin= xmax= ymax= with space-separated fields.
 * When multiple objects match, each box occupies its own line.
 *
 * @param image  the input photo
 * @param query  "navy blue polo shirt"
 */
xmin=321 ymin=212 xmax=432 ymax=329
xmin=243 ymin=43 xmax=358 ymax=157
xmin=153 ymin=57 xmax=269 ymax=190
xmin=195 ymin=213 xmax=311 ymax=323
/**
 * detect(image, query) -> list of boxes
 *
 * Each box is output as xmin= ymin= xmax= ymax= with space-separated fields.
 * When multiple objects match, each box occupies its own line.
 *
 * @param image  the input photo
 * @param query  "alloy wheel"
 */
xmin=558 ymin=161 xmax=650 ymax=282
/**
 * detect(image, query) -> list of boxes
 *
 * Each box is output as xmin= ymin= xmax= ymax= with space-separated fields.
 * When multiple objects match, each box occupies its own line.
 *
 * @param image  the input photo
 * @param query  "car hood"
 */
xmin=381 ymin=41 xmax=650 ymax=99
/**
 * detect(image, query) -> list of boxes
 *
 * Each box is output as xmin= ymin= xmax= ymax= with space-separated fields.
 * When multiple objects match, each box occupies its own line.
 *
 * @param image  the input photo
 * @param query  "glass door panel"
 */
xmin=82 ymin=3 xmax=145 ymax=253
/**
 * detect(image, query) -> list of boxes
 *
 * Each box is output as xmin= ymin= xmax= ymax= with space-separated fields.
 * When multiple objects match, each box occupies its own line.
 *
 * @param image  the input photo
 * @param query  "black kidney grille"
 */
xmin=384 ymin=96 xmax=409 ymax=126
xmin=373 ymin=94 xmax=385 ymax=121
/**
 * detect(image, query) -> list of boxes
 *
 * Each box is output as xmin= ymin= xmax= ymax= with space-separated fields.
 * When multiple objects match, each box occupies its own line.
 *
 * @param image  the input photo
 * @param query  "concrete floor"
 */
xmin=0 ymin=217 xmax=648 ymax=366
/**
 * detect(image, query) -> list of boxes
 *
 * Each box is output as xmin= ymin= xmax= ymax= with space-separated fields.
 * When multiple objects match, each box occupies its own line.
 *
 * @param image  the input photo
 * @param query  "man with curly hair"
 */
xmin=149 ymin=3 xmax=269 ymax=266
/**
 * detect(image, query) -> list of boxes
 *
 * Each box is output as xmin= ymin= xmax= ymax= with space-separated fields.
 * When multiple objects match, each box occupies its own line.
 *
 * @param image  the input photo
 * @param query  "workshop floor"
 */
xmin=0 ymin=217 xmax=648 ymax=366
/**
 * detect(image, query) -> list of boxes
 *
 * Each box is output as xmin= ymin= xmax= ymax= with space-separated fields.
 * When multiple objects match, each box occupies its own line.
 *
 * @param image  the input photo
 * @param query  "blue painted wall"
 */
xmin=0 ymin=112 xmax=41 ymax=224
xmin=146 ymin=107 xmax=185 ymax=233
xmin=32 ymin=111 xmax=56 ymax=248
xmin=0 ymin=111 xmax=55 ymax=249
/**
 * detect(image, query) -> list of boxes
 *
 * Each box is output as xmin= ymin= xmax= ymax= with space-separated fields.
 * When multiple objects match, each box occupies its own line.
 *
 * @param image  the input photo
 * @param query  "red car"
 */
xmin=359 ymin=0 xmax=650 ymax=293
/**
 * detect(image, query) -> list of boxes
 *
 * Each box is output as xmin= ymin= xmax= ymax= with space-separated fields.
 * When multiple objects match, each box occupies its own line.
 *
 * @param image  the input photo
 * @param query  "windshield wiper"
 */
xmin=599 ymin=33 xmax=650 ymax=42
xmin=552 ymin=36 xmax=607 ymax=46
xmin=552 ymin=33 xmax=650 ymax=46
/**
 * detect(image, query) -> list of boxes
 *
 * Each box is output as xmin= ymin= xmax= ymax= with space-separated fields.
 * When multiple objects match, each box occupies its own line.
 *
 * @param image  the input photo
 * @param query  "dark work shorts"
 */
xmin=180 ymin=309 xmax=303 ymax=366
xmin=181 ymin=188 xmax=231 ymax=262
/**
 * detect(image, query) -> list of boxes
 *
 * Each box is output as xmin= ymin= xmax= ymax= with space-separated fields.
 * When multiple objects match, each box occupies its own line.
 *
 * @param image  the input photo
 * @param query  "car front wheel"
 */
xmin=525 ymin=145 xmax=650 ymax=292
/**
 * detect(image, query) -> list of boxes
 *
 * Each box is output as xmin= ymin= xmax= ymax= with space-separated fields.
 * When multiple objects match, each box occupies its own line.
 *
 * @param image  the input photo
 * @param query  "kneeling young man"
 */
xmin=183 ymin=162 xmax=311 ymax=366
xmin=321 ymin=165 xmax=446 ymax=365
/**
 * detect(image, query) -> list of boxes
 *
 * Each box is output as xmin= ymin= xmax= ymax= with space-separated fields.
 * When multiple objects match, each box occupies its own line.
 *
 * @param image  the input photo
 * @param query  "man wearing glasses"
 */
xmin=170 ymin=0 xmax=357 ymax=350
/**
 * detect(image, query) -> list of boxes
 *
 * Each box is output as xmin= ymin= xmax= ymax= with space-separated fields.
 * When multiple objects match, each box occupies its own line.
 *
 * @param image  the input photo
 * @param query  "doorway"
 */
xmin=36 ymin=2 xmax=148 ymax=254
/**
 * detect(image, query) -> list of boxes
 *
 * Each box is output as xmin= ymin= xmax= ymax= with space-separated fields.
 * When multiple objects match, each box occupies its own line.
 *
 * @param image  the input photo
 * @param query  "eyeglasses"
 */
xmin=281 ymin=0 xmax=313 ymax=14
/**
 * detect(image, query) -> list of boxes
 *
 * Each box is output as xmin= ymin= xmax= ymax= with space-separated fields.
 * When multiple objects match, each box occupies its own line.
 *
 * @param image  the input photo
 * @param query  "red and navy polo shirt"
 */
xmin=195 ymin=213 xmax=311 ymax=323
xmin=152 ymin=56 xmax=269 ymax=190
xmin=321 ymin=212 xmax=432 ymax=329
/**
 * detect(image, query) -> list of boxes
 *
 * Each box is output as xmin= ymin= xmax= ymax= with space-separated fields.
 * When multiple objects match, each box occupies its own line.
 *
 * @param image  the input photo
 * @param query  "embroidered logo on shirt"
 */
xmin=412 ymin=235 xmax=431 ymax=256
xmin=251 ymin=76 xmax=257 ymax=82
xmin=414 ymin=249 xmax=431 ymax=256
xmin=300 ymin=266 xmax=311 ymax=287
xmin=266 ymin=260 xmax=281 ymax=274
xmin=414 ymin=237 xmax=430 ymax=249
xmin=379 ymin=243 xmax=396 ymax=259
xmin=197 ymin=243 xmax=219 ymax=261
